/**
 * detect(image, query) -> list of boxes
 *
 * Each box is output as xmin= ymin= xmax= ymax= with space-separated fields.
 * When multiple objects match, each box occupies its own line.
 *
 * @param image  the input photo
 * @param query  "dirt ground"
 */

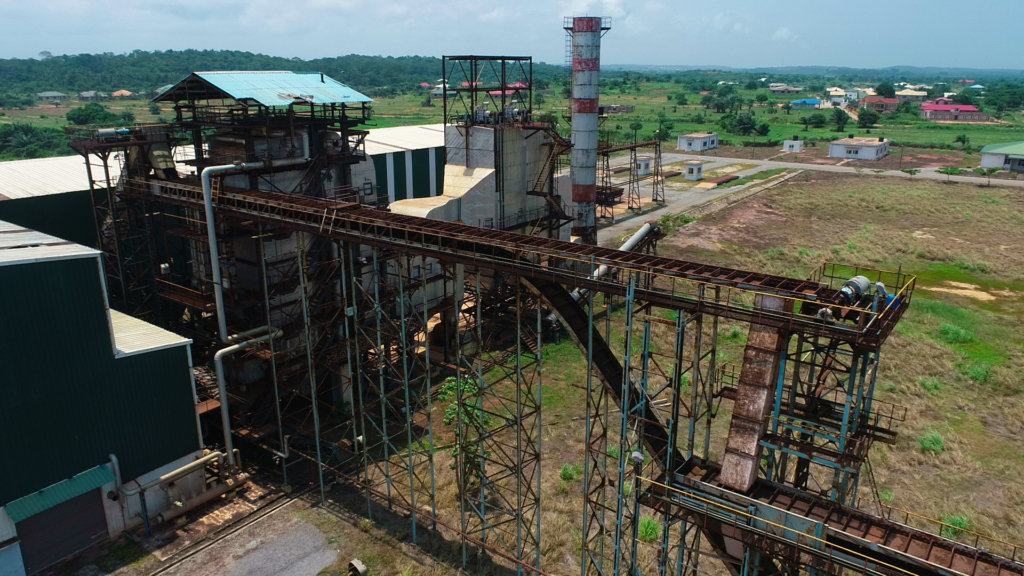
xmin=676 ymin=143 xmax=973 ymax=171
xmin=663 ymin=172 xmax=1024 ymax=542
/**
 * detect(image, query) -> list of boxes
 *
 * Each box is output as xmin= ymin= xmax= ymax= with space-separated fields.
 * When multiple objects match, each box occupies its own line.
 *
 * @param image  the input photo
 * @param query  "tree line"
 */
xmin=0 ymin=50 xmax=565 ymax=98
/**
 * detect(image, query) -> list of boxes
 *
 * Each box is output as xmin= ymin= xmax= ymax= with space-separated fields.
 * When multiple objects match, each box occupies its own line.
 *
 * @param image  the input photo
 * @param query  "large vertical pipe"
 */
xmin=567 ymin=16 xmax=607 ymax=245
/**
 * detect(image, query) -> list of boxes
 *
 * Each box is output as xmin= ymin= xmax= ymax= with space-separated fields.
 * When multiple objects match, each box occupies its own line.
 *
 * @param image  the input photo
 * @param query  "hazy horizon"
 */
xmin=1 ymin=0 xmax=1019 ymax=70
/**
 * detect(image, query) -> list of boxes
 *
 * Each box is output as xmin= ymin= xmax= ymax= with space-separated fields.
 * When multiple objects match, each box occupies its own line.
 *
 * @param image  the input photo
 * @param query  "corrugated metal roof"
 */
xmin=980 ymin=141 xmax=1024 ymax=155
xmin=0 ymin=155 xmax=113 ymax=200
xmin=364 ymin=124 xmax=445 ymax=156
xmin=0 ymin=221 xmax=98 ymax=266
xmin=160 ymin=71 xmax=372 ymax=107
xmin=109 ymin=309 xmax=191 ymax=357
xmin=4 ymin=464 xmax=114 ymax=522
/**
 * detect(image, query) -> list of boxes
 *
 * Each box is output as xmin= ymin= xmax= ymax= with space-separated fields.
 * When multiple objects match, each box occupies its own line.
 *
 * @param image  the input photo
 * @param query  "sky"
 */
xmin=0 ymin=0 xmax=1020 ymax=70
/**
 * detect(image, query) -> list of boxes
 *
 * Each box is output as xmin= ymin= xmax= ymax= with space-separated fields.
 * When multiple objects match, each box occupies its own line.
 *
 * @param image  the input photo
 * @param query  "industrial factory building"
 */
xmin=0 ymin=222 xmax=232 ymax=576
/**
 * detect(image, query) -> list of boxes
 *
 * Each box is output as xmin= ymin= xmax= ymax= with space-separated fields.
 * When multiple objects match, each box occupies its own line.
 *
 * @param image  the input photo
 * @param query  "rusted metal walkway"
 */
xmin=126 ymin=179 xmax=912 ymax=347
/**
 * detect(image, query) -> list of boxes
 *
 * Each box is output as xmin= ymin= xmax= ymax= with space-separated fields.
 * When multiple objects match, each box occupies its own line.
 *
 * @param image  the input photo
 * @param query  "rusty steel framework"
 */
xmin=67 ymin=103 xmax=1024 ymax=576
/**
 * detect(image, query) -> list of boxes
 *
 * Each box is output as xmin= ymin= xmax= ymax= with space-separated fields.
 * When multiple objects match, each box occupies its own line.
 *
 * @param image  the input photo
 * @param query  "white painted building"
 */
xmin=684 ymin=160 xmax=704 ymax=181
xmin=828 ymin=137 xmax=890 ymax=160
xmin=677 ymin=132 xmax=718 ymax=152
xmin=635 ymin=155 xmax=652 ymax=176
xmin=979 ymin=141 xmax=1024 ymax=172
xmin=782 ymin=138 xmax=804 ymax=153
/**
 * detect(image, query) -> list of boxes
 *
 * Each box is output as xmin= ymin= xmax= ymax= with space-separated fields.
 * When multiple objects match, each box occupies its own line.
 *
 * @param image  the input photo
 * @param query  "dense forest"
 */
xmin=0 ymin=50 xmax=564 ymax=97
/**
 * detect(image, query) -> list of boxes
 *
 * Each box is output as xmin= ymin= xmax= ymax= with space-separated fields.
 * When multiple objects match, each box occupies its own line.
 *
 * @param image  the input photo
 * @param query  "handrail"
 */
xmin=125 ymin=178 xmax=915 ymax=347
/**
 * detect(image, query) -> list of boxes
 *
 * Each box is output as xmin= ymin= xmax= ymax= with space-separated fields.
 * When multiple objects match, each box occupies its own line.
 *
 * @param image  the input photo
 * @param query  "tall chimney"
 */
xmin=566 ymin=16 xmax=608 ymax=245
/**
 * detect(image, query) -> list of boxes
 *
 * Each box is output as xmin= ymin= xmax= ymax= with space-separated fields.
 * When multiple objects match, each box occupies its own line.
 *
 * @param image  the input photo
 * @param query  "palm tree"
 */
xmin=799 ymin=117 xmax=810 ymax=131
xmin=782 ymin=102 xmax=792 ymax=115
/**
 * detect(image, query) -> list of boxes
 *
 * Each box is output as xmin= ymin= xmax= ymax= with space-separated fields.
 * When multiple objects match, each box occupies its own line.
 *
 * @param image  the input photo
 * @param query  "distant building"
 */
xmin=980 ymin=141 xmax=1024 ymax=172
xmin=78 ymin=91 xmax=107 ymax=102
xmin=859 ymin=96 xmax=899 ymax=114
xmin=676 ymin=132 xmax=718 ymax=152
xmin=684 ymin=160 xmax=704 ymax=181
xmin=598 ymin=104 xmax=635 ymax=114
xmin=968 ymin=84 xmax=985 ymax=91
xmin=790 ymin=98 xmax=821 ymax=110
xmin=35 ymin=91 xmax=67 ymax=104
xmin=110 ymin=90 xmax=134 ymax=98
xmin=826 ymin=88 xmax=846 ymax=104
xmin=770 ymin=85 xmax=802 ymax=95
xmin=919 ymin=104 xmax=990 ymax=122
xmin=828 ymin=136 xmax=890 ymax=160
xmin=634 ymin=155 xmax=652 ymax=176
xmin=929 ymin=97 xmax=954 ymax=105
xmin=895 ymin=89 xmax=928 ymax=102
xmin=782 ymin=137 xmax=804 ymax=153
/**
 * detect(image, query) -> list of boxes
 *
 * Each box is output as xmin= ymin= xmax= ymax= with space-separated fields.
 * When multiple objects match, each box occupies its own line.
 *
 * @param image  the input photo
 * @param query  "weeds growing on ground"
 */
xmin=940 ymin=515 xmax=969 ymax=539
xmin=919 ymin=377 xmax=942 ymax=395
xmin=917 ymin=432 xmax=946 ymax=455
xmin=878 ymin=490 xmax=895 ymax=504
xmin=638 ymin=516 xmax=662 ymax=542
xmin=937 ymin=324 xmax=974 ymax=344
xmin=560 ymin=463 xmax=584 ymax=482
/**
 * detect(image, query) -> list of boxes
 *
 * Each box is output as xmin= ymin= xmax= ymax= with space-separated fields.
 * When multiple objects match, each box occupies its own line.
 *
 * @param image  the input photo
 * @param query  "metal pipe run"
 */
xmin=214 ymin=329 xmax=283 ymax=465
xmin=201 ymin=156 xmax=308 ymax=343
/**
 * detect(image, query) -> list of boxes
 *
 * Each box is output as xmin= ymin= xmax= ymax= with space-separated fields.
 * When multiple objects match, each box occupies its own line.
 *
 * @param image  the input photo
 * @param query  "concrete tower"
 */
xmin=565 ymin=16 xmax=609 ymax=245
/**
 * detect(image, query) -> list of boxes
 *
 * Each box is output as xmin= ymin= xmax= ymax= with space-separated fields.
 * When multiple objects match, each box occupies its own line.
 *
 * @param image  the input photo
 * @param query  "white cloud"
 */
xmin=772 ymin=27 xmax=795 ymax=42
xmin=711 ymin=12 xmax=749 ymax=34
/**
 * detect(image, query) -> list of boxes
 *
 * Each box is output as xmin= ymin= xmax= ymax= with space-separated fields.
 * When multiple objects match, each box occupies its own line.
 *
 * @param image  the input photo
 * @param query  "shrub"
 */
xmin=878 ymin=490 xmax=895 ymax=504
xmin=917 ymin=432 xmax=945 ymax=455
xmin=638 ymin=516 xmax=662 ymax=542
xmin=939 ymin=515 xmax=969 ymax=539
xmin=967 ymin=363 xmax=992 ymax=384
xmin=919 ymin=377 xmax=942 ymax=395
xmin=765 ymin=247 xmax=786 ymax=258
xmin=608 ymin=445 xmax=620 ymax=459
xmin=560 ymin=463 xmax=584 ymax=482
xmin=937 ymin=324 xmax=974 ymax=344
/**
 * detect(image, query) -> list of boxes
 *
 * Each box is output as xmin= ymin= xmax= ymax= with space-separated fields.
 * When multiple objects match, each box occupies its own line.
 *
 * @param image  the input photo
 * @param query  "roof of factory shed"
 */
xmin=0 ymin=155 xmax=109 ymax=199
xmin=154 ymin=70 xmax=373 ymax=107
xmin=0 ymin=220 xmax=98 ymax=266
xmin=108 ymin=309 xmax=191 ymax=357
xmin=364 ymin=124 xmax=445 ymax=156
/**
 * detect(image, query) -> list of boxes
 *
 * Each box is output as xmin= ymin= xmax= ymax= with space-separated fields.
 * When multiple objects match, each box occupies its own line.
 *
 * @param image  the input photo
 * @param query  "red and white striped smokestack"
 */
xmin=566 ymin=16 xmax=608 ymax=245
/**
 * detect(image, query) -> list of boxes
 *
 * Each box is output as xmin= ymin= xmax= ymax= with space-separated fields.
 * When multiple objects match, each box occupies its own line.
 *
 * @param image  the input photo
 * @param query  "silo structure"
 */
xmin=565 ymin=16 xmax=609 ymax=245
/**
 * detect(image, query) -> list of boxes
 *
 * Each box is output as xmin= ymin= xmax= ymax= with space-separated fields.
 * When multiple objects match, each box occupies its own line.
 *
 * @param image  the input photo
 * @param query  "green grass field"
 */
xmin=3 ymin=81 xmax=1023 ymax=156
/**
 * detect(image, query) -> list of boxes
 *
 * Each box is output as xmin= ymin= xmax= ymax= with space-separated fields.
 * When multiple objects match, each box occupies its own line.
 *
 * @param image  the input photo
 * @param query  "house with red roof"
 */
xmin=859 ymin=96 xmax=899 ymax=114
xmin=919 ymin=104 xmax=990 ymax=122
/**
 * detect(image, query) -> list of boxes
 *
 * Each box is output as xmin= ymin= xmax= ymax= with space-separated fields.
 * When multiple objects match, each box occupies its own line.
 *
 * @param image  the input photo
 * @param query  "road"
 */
xmin=656 ymin=152 xmax=1024 ymax=187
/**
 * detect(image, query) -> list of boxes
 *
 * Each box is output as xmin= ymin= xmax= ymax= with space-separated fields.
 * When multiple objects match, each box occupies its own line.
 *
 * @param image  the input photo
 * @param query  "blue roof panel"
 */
xmin=190 ymin=71 xmax=372 ymax=107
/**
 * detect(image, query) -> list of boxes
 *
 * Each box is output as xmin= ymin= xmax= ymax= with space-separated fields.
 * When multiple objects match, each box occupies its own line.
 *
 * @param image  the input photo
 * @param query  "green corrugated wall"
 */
xmin=370 ymin=147 xmax=445 ymax=203
xmin=0 ymin=257 xmax=199 ymax=505
xmin=0 ymin=191 xmax=97 ymax=248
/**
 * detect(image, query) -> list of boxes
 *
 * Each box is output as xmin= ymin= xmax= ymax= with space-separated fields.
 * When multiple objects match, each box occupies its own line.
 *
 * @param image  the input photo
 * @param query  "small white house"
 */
xmin=684 ymin=160 xmax=704 ymax=181
xmin=677 ymin=132 xmax=718 ymax=152
xmin=782 ymin=138 xmax=804 ymax=153
xmin=635 ymin=155 xmax=652 ymax=176
xmin=828 ymin=136 xmax=890 ymax=160
xmin=980 ymin=141 xmax=1024 ymax=172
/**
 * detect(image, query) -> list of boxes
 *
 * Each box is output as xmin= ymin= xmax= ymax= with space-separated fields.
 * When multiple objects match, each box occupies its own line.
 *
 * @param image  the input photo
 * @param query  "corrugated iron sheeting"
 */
xmin=109 ymin=310 xmax=190 ymax=357
xmin=0 ymin=257 xmax=199 ymax=505
xmin=4 ymin=465 xmax=114 ymax=523
xmin=0 ymin=155 xmax=110 ymax=200
xmin=364 ymin=124 xmax=444 ymax=155
xmin=162 ymin=71 xmax=373 ymax=107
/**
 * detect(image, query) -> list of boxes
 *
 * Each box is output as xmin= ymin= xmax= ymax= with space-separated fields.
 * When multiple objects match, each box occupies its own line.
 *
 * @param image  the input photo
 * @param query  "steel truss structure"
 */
xmin=68 ymin=117 xmax=1024 ymax=576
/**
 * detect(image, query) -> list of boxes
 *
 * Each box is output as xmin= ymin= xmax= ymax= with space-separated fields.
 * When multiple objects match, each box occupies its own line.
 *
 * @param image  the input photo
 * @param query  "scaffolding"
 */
xmin=67 ymin=102 xmax=1024 ymax=576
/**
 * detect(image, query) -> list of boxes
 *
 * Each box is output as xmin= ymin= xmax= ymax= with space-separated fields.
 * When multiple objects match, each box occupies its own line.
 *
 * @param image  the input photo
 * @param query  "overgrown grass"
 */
xmin=658 ymin=213 xmax=696 ymax=234
xmin=919 ymin=377 xmax=942 ymax=395
xmin=917 ymin=432 xmax=946 ymax=455
xmin=560 ymin=463 xmax=584 ymax=482
xmin=939 ymin=515 xmax=969 ymax=539
xmin=638 ymin=516 xmax=662 ymax=542
xmin=937 ymin=323 xmax=974 ymax=344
